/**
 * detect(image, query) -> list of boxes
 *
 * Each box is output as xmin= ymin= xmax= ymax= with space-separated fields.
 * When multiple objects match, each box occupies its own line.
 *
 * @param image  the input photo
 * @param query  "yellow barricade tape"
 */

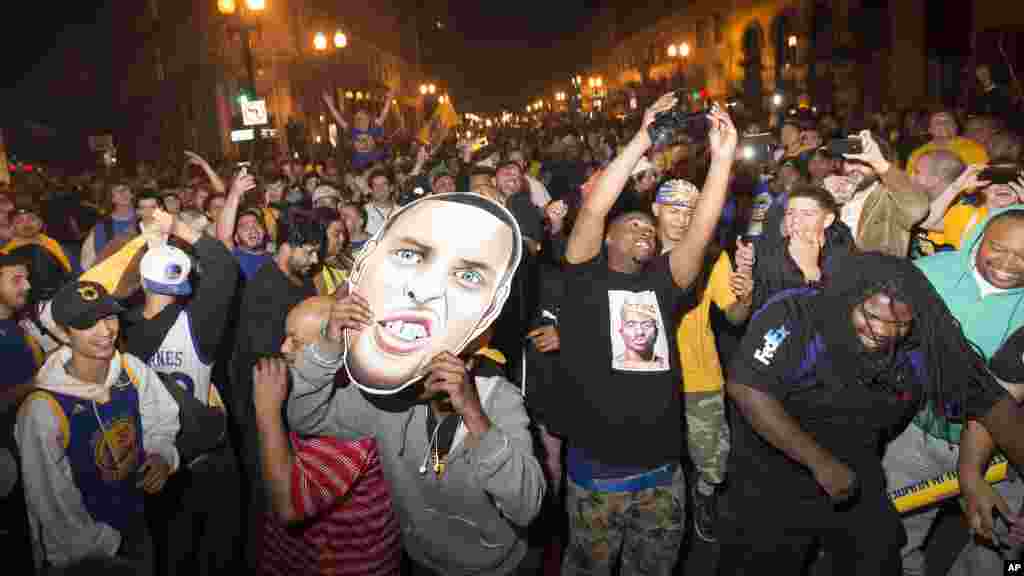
xmin=889 ymin=454 xmax=1009 ymax=514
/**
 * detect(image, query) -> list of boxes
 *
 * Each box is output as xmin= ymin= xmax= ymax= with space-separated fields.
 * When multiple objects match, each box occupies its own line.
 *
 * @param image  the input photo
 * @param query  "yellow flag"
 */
xmin=418 ymin=99 xmax=461 ymax=146
xmin=80 ymin=235 xmax=149 ymax=298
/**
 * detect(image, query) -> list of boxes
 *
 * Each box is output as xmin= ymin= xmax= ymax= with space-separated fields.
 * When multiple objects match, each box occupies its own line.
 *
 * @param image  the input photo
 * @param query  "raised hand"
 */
xmin=327 ymin=290 xmax=373 ymax=342
xmin=707 ymin=105 xmax=739 ymax=161
xmin=423 ymin=352 xmax=483 ymax=421
xmin=735 ymin=236 xmax=755 ymax=273
xmin=229 ymin=173 xmax=257 ymax=198
xmin=642 ymin=92 xmax=679 ymax=135
xmin=843 ymin=130 xmax=890 ymax=175
xmin=184 ymin=151 xmax=212 ymax=172
xmin=545 ymin=199 xmax=569 ymax=235
xmin=253 ymin=357 xmax=289 ymax=421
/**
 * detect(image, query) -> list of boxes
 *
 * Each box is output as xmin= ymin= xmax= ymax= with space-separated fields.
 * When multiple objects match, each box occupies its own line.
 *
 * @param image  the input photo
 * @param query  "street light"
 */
xmin=313 ymin=31 xmax=327 ymax=51
xmin=679 ymin=42 xmax=690 ymax=58
xmin=420 ymin=84 xmax=428 ymax=95
xmin=334 ymin=30 xmax=347 ymax=49
xmin=218 ymin=0 xmax=266 ymax=159
xmin=788 ymin=35 xmax=798 ymax=48
xmin=667 ymin=44 xmax=677 ymax=58
xmin=428 ymin=84 xmax=436 ymax=95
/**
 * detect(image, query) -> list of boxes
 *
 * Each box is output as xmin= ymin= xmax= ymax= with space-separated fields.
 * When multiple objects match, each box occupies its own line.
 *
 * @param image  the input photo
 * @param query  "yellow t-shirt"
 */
xmin=942 ymin=204 xmax=987 ymax=251
xmin=317 ymin=264 xmax=349 ymax=297
xmin=907 ymin=137 xmax=989 ymax=176
xmin=676 ymin=252 xmax=736 ymax=394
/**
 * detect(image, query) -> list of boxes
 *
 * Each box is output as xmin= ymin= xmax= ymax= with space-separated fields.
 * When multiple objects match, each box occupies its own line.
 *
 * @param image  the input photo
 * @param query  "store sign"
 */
xmin=231 ymin=128 xmax=278 ymax=142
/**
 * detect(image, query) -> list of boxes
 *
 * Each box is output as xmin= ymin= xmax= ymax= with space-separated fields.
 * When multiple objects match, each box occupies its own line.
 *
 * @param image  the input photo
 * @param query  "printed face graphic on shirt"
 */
xmin=608 ymin=290 xmax=670 ymax=373
xmin=354 ymin=132 xmax=375 ymax=154
xmin=92 ymin=417 xmax=139 ymax=483
xmin=344 ymin=194 xmax=522 ymax=394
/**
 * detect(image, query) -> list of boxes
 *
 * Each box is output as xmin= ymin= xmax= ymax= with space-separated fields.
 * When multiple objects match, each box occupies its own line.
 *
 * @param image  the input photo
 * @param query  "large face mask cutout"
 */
xmin=343 ymin=193 xmax=523 ymax=395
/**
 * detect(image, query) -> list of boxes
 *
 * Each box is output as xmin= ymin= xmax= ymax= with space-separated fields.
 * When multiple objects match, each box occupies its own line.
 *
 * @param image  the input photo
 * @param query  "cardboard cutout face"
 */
xmin=343 ymin=193 xmax=522 ymax=394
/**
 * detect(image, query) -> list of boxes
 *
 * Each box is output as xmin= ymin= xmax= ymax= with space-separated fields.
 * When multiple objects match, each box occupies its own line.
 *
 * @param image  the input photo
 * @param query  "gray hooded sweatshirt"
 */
xmin=287 ymin=343 xmax=545 ymax=575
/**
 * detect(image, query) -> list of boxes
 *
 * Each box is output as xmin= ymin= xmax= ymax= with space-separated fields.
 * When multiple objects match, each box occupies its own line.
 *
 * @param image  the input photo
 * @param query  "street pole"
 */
xmin=241 ymin=25 xmax=260 ymax=163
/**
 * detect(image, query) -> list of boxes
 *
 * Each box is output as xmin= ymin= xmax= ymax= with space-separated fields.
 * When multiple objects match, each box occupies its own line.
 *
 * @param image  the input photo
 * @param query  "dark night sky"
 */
xmin=2 ymin=0 xmax=606 ymax=143
xmin=425 ymin=1 xmax=605 ymax=113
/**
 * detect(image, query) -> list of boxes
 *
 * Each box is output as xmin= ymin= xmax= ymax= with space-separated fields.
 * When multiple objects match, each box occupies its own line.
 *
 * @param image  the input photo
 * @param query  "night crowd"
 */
xmin=1 ymin=62 xmax=1024 ymax=576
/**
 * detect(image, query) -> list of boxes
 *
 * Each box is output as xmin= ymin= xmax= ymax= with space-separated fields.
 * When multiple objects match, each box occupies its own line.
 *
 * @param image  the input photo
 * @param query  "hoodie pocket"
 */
xmin=417 ymin=506 xmax=516 ymax=570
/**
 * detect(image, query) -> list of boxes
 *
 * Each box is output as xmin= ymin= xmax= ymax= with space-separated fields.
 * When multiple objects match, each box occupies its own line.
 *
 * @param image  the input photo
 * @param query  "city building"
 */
xmin=122 ymin=0 xmax=427 ymax=163
xmin=547 ymin=0 xmax=939 ymax=129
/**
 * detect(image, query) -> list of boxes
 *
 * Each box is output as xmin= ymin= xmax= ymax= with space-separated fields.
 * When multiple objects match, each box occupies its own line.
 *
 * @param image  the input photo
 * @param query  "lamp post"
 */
xmin=218 ymin=0 xmax=266 ymax=160
xmin=312 ymin=27 xmax=351 ymax=154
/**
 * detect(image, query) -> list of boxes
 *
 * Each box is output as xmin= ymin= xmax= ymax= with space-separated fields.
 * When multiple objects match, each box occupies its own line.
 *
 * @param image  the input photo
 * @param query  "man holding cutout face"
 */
xmin=285 ymin=193 xmax=545 ymax=575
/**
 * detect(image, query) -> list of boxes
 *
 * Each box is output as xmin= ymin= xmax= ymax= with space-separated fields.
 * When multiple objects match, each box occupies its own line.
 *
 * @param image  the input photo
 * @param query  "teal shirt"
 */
xmin=913 ymin=205 xmax=1024 ymax=443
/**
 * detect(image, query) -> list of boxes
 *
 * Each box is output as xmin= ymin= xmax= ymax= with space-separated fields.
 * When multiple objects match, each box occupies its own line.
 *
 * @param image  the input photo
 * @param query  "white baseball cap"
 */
xmin=140 ymin=245 xmax=192 ymax=296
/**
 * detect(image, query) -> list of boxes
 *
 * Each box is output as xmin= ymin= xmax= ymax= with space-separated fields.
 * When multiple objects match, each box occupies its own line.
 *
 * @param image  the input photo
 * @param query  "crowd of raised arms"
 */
xmin=0 ymin=64 xmax=1024 ymax=576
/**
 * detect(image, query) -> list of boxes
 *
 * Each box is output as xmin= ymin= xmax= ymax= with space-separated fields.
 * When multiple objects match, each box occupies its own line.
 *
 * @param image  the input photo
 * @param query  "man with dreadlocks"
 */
xmin=719 ymin=252 xmax=1024 ymax=575
xmin=884 ymin=204 xmax=1024 ymax=576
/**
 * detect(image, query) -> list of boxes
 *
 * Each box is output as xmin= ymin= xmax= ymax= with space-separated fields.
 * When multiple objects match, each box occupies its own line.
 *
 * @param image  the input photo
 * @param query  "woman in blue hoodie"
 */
xmin=884 ymin=204 xmax=1024 ymax=576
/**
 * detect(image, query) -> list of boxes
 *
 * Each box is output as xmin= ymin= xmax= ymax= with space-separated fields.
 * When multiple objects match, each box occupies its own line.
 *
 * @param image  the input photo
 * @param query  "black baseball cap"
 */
xmin=11 ymin=202 xmax=40 ymax=218
xmin=0 ymin=252 xmax=29 ymax=270
xmin=52 ymin=280 xmax=123 ymax=330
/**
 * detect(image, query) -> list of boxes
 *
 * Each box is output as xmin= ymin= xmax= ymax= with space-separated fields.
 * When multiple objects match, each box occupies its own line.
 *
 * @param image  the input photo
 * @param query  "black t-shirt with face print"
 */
xmin=546 ymin=253 xmax=692 ymax=468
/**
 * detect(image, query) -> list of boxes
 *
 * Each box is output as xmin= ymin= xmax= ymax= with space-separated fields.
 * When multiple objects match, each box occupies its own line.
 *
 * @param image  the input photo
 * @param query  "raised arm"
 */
xmin=920 ymin=165 xmax=987 ymax=232
xmin=668 ymin=107 xmax=738 ymax=289
xmin=375 ymin=92 xmax=393 ymax=126
xmin=216 ymin=174 xmax=256 ymax=251
xmin=322 ymin=91 xmax=349 ymax=132
xmin=844 ymin=131 xmax=927 ymax=231
xmin=565 ymin=93 xmax=678 ymax=264
xmin=185 ymin=151 xmax=226 ymax=195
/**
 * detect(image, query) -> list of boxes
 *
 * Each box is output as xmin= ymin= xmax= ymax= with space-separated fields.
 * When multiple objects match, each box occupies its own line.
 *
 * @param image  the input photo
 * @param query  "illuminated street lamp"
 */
xmin=772 ymin=93 xmax=784 ymax=107
xmin=313 ymin=31 xmax=328 ymax=51
xmin=680 ymin=43 xmax=690 ymax=58
xmin=788 ymin=35 xmax=798 ymax=48
xmin=420 ymin=84 xmax=428 ymax=95
xmin=334 ymin=30 xmax=348 ymax=49
xmin=667 ymin=44 xmax=677 ymax=58
xmin=428 ymin=84 xmax=436 ymax=95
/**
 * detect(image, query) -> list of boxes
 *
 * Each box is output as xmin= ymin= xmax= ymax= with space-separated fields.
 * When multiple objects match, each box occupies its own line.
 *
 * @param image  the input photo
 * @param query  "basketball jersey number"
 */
xmin=168 ymin=372 xmax=196 ymax=396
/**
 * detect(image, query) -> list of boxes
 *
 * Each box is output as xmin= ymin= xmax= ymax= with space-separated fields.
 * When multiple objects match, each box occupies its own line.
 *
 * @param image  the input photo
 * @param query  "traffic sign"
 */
xmin=241 ymin=99 xmax=268 ymax=126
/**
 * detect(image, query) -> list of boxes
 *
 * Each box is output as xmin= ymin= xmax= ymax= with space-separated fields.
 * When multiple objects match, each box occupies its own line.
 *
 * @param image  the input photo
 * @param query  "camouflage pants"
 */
xmin=561 ymin=466 xmax=685 ymax=576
